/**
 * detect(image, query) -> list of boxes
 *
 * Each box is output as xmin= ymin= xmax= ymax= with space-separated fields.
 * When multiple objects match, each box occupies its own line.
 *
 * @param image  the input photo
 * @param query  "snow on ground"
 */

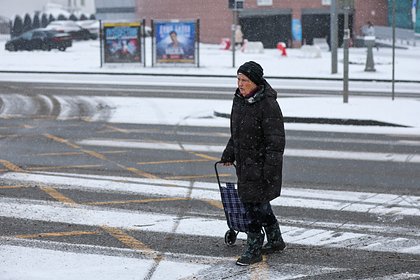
xmin=0 ymin=37 xmax=419 ymax=134
xmin=0 ymin=37 xmax=419 ymax=81
xmin=1 ymin=37 xmax=420 ymax=279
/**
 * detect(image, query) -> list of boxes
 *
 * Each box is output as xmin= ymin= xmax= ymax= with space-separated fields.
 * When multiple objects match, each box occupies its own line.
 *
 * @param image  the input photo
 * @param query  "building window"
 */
xmin=257 ymin=0 xmax=272 ymax=6
xmin=81 ymin=0 xmax=85 ymax=6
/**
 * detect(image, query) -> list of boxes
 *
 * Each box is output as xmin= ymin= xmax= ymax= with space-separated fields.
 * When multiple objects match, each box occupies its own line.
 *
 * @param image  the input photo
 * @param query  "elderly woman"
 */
xmin=221 ymin=61 xmax=286 ymax=266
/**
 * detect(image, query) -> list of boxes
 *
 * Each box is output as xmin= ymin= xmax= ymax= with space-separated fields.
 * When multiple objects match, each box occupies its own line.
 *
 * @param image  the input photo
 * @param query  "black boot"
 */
xmin=236 ymin=231 xmax=264 ymax=266
xmin=262 ymin=222 xmax=286 ymax=254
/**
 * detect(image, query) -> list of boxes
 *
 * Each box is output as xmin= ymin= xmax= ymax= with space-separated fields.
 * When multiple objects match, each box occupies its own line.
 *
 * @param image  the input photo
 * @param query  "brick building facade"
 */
xmin=136 ymin=0 xmax=388 ymax=48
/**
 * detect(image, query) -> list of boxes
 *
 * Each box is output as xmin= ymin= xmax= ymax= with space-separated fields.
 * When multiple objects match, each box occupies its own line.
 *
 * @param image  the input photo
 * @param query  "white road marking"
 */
xmin=2 ymin=172 xmax=420 ymax=218
xmin=354 ymin=273 xmax=420 ymax=280
xmin=0 ymin=196 xmax=419 ymax=256
xmin=76 ymin=139 xmax=420 ymax=164
xmin=0 ymin=238 xmax=348 ymax=280
xmin=0 ymin=244 xmax=208 ymax=280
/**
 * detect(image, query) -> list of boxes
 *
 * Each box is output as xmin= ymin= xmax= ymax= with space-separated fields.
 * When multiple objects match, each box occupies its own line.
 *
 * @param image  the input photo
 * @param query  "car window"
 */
xmin=32 ymin=31 xmax=46 ymax=39
xmin=45 ymin=31 xmax=58 ymax=37
xmin=20 ymin=32 xmax=33 ymax=40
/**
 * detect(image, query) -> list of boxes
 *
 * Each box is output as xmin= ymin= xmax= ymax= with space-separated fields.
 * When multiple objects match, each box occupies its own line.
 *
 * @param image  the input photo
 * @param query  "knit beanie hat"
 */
xmin=237 ymin=61 xmax=264 ymax=85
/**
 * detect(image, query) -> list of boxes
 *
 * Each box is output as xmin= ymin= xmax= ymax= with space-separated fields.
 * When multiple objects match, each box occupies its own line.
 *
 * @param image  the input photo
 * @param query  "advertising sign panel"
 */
xmin=153 ymin=20 xmax=197 ymax=65
xmin=103 ymin=22 xmax=142 ymax=64
xmin=292 ymin=19 xmax=302 ymax=41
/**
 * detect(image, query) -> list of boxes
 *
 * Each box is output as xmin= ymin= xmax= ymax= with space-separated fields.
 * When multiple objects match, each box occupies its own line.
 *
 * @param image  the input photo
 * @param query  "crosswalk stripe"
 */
xmin=76 ymin=139 xmax=420 ymax=164
xmin=355 ymin=273 xmax=420 ymax=280
xmin=2 ymin=237 xmax=355 ymax=280
xmin=2 ymin=172 xmax=419 ymax=218
xmin=1 ymin=197 xmax=419 ymax=256
xmin=0 ymin=243 xmax=209 ymax=280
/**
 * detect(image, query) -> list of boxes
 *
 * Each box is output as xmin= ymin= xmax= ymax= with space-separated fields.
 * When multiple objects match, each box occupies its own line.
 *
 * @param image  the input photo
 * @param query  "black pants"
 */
xmin=243 ymin=202 xmax=277 ymax=233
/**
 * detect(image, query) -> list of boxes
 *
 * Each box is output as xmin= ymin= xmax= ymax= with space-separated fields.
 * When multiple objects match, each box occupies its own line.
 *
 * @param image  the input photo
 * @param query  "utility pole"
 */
xmin=392 ymin=0 xmax=396 ymax=100
xmin=330 ymin=0 xmax=338 ymax=74
xmin=343 ymin=2 xmax=350 ymax=103
xmin=230 ymin=0 xmax=244 ymax=68
xmin=412 ymin=0 xmax=417 ymax=46
xmin=232 ymin=10 xmax=237 ymax=68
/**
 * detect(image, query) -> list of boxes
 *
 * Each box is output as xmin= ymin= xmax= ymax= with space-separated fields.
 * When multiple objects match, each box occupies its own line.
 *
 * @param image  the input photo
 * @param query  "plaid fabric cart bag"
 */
xmin=214 ymin=161 xmax=250 ymax=246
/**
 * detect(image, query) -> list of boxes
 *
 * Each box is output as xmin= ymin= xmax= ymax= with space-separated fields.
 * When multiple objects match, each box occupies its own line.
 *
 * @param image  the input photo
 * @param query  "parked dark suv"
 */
xmin=5 ymin=29 xmax=72 ymax=51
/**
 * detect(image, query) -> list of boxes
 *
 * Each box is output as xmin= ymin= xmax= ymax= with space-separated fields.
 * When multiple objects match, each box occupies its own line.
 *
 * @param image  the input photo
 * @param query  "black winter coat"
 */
xmin=221 ymin=80 xmax=285 ymax=203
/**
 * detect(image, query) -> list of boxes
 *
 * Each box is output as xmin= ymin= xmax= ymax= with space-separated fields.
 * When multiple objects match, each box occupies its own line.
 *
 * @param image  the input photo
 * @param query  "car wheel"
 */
xmin=41 ymin=44 xmax=51 ymax=51
xmin=58 ymin=46 xmax=66 ymax=51
xmin=8 ymin=43 xmax=16 ymax=51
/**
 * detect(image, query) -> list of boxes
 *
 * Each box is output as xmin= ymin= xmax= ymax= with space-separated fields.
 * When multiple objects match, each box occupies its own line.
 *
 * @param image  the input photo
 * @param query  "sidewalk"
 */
xmin=0 ymin=38 xmax=419 ymax=82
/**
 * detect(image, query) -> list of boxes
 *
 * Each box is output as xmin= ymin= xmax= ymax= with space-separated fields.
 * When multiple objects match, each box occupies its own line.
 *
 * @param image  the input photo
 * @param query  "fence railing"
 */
xmin=374 ymin=25 xmax=416 ymax=46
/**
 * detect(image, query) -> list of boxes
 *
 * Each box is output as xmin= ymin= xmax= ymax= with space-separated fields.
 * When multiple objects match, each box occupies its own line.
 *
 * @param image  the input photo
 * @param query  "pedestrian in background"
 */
xmin=235 ymin=25 xmax=244 ymax=48
xmin=363 ymin=21 xmax=375 ymax=37
xmin=362 ymin=21 xmax=378 ymax=50
xmin=221 ymin=61 xmax=286 ymax=266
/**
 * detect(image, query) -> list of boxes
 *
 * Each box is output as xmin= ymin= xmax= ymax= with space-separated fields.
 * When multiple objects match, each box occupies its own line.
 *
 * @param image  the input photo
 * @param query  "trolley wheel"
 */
xmin=225 ymin=229 xmax=237 ymax=246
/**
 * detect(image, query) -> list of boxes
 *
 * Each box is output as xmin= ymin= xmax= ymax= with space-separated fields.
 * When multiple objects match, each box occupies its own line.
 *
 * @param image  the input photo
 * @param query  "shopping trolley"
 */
xmin=214 ymin=161 xmax=250 ymax=246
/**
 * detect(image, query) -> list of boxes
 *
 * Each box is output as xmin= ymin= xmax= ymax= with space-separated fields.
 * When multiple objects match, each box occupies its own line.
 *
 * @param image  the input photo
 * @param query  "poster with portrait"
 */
xmin=102 ymin=22 xmax=142 ymax=64
xmin=153 ymin=20 xmax=198 ymax=66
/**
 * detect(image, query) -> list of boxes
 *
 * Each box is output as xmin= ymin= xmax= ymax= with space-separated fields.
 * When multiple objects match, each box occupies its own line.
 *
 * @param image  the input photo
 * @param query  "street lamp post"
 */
xmin=343 ymin=3 xmax=350 ymax=103
xmin=330 ymin=0 xmax=338 ymax=74
xmin=232 ymin=11 xmax=236 ymax=68
xmin=392 ymin=0 xmax=396 ymax=100
xmin=230 ymin=0 xmax=244 ymax=68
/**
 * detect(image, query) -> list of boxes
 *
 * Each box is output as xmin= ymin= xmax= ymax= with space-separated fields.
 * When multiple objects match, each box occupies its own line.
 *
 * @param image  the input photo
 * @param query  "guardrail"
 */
xmin=374 ymin=25 xmax=416 ymax=46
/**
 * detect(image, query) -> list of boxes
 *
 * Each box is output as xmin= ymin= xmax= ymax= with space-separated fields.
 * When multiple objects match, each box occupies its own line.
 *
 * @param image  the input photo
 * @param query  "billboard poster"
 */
xmin=154 ymin=20 xmax=197 ymax=65
xmin=292 ymin=19 xmax=302 ymax=42
xmin=103 ymin=22 xmax=142 ymax=64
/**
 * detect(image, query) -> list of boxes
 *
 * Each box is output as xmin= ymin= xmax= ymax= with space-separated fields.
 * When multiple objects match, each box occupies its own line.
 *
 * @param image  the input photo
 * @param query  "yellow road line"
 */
xmin=101 ymin=226 xmax=154 ymax=253
xmin=37 ymin=151 xmax=127 ymax=156
xmin=44 ymin=133 xmax=158 ymax=179
xmin=16 ymin=230 xmax=99 ymax=239
xmin=27 ymin=164 xmax=102 ymax=171
xmin=251 ymin=256 xmax=269 ymax=279
xmin=104 ymin=125 xmax=129 ymax=134
xmin=165 ymin=173 xmax=231 ymax=180
xmin=190 ymin=152 xmax=220 ymax=161
xmin=86 ymin=197 xmax=189 ymax=206
xmin=37 ymin=151 xmax=85 ymax=156
xmin=202 ymin=199 xmax=223 ymax=210
xmin=81 ymin=149 xmax=107 ymax=160
xmin=100 ymin=150 xmax=128 ymax=155
xmin=44 ymin=133 xmax=80 ymax=149
xmin=0 ymin=159 xmax=24 ymax=172
xmin=137 ymin=159 xmax=210 ymax=165
xmin=0 ymin=185 xmax=25 ymax=189
xmin=125 ymin=167 xmax=159 ymax=179
xmin=40 ymin=186 xmax=77 ymax=205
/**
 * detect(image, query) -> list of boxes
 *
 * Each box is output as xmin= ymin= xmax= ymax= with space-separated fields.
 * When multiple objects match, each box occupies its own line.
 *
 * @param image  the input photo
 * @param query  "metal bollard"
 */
xmin=364 ymin=36 xmax=376 ymax=72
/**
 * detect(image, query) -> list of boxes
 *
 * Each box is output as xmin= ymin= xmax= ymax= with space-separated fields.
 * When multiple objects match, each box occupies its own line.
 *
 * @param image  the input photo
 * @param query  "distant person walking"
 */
xmin=221 ymin=61 xmax=286 ymax=266
xmin=362 ymin=21 xmax=375 ymax=37
xmin=235 ymin=25 xmax=244 ymax=48
xmin=362 ymin=21 xmax=378 ymax=50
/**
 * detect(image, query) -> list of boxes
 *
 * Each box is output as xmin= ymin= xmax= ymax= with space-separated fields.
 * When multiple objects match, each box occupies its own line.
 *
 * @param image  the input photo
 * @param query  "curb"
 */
xmin=0 ymin=70 xmax=419 ymax=84
xmin=213 ymin=111 xmax=409 ymax=127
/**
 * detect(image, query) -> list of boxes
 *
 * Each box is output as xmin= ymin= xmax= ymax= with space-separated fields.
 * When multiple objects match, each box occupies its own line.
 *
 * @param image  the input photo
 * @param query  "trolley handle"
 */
xmin=214 ymin=161 xmax=236 ymax=188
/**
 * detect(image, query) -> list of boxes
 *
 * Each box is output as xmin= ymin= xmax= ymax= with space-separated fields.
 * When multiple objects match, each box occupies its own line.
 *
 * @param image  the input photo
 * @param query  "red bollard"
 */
xmin=277 ymin=42 xmax=287 ymax=56
xmin=221 ymin=38 xmax=231 ymax=50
